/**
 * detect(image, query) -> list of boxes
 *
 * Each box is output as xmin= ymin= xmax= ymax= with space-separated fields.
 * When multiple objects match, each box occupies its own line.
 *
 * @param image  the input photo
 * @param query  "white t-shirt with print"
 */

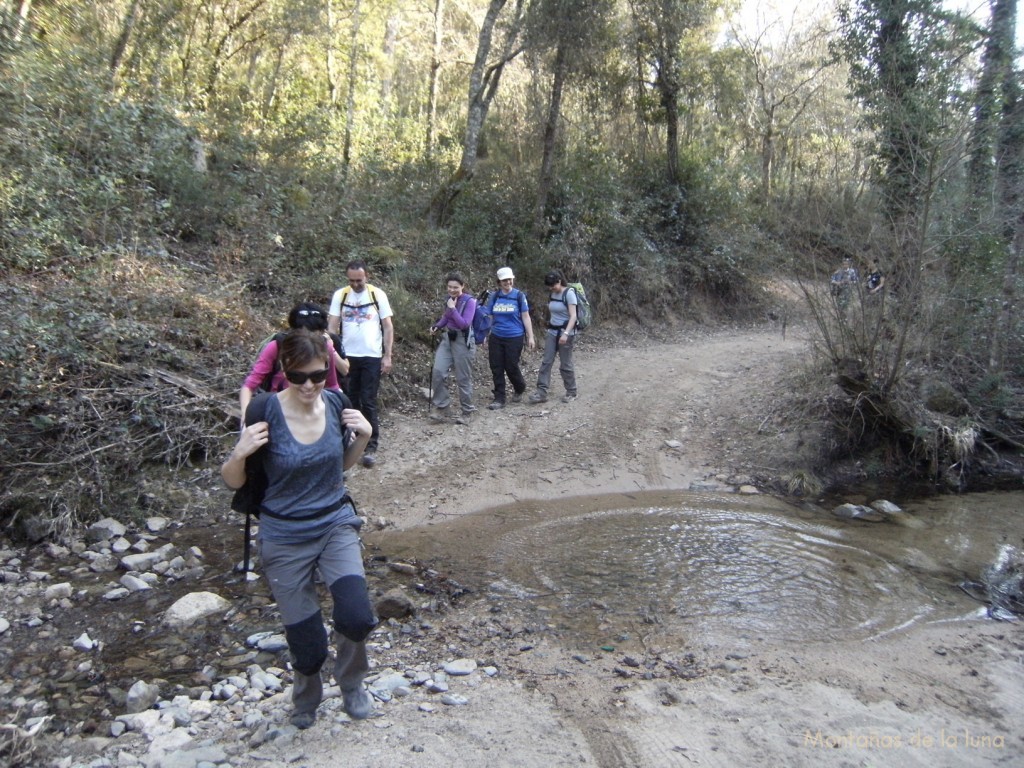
xmin=329 ymin=285 xmax=394 ymax=358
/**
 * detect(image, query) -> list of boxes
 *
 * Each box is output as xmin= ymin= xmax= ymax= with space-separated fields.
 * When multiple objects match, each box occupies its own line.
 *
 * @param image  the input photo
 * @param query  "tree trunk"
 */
xmin=380 ymin=14 xmax=399 ymax=107
xmin=110 ymin=0 xmax=143 ymax=79
xmin=325 ymin=0 xmax=340 ymax=107
xmin=425 ymin=0 xmax=445 ymax=160
xmin=341 ymin=0 xmax=363 ymax=179
xmin=4 ymin=0 xmax=31 ymax=42
xmin=533 ymin=39 xmax=567 ymax=239
xmin=966 ymin=0 xmax=1017 ymax=225
xmin=426 ymin=0 xmax=523 ymax=227
xmin=990 ymin=48 xmax=1023 ymax=373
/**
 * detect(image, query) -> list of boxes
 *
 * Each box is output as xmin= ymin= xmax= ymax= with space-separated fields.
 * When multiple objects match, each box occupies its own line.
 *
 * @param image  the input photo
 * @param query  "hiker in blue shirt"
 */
xmin=528 ymin=270 xmax=578 ymax=404
xmin=482 ymin=266 xmax=535 ymax=410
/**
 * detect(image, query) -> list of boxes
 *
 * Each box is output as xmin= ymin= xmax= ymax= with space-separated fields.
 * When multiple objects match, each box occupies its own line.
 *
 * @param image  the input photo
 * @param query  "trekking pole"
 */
xmin=427 ymin=332 xmax=436 ymax=416
xmin=242 ymin=510 xmax=252 ymax=574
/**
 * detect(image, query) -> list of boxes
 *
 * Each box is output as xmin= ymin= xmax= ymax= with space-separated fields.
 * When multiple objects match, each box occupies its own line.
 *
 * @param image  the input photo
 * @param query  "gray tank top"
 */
xmin=259 ymin=391 xmax=357 ymax=543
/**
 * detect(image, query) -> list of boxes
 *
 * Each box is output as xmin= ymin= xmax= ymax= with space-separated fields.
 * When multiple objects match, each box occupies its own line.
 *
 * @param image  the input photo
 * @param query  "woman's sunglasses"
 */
xmin=284 ymin=367 xmax=329 ymax=385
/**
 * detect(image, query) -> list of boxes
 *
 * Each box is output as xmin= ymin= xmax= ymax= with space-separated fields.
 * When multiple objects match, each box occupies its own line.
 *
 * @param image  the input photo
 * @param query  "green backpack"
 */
xmin=561 ymin=282 xmax=592 ymax=331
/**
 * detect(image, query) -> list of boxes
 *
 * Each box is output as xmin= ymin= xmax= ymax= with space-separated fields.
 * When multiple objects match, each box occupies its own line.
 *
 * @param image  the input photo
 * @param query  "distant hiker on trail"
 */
xmin=328 ymin=260 xmax=394 ymax=468
xmin=829 ymin=257 xmax=859 ymax=309
xmin=221 ymin=329 xmax=377 ymax=730
xmin=239 ymin=302 xmax=348 ymax=423
xmin=528 ymin=270 xmax=579 ymax=405
xmin=866 ymin=259 xmax=885 ymax=295
xmin=428 ymin=272 xmax=477 ymax=424
xmin=482 ymin=266 xmax=535 ymax=410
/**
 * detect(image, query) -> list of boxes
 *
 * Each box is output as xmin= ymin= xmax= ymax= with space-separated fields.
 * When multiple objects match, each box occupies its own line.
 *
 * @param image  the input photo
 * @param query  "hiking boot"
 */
xmin=510 ymin=392 xmax=523 ymax=404
xmin=290 ymin=710 xmax=316 ymax=729
xmin=428 ymin=406 xmax=449 ymax=423
xmin=455 ymin=410 xmax=474 ymax=425
xmin=342 ymin=685 xmax=373 ymax=720
xmin=487 ymin=400 xmax=505 ymax=410
xmin=361 ymin=452 xmax=377 ymax=468
xmin=528 ymin=390 xmax=548 ymax=404
xmin=561 ymin=394 xmax=577 ymax=403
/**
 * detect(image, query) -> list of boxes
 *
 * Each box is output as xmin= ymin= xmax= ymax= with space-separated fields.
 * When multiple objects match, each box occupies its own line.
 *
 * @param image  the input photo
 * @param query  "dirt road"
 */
xmin=240 ymin=324 xmax=1022 ymax=768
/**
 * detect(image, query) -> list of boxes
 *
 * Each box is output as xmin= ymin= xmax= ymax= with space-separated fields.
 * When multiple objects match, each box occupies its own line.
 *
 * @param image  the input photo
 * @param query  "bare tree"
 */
xmin=425 ymin=0 xmax=445 ymax=160
xmin=110 ymin=0 xmax=144 ymax=79
xmin=426 ymin=0 xmax=528 ymax=227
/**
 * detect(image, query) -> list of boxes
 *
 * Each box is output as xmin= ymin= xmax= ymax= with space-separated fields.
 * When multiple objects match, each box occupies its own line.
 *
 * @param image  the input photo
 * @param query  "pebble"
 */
xmin=0 ymin=618 xmax=9 ymax=634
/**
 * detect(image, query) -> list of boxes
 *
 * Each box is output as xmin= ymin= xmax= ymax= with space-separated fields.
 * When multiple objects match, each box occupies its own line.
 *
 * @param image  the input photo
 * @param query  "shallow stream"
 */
xmin=369 ymin=490 xmax=1024 ymax=652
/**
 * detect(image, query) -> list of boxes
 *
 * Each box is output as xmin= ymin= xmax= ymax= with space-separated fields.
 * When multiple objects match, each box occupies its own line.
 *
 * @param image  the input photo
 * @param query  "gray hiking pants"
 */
xmin=535 ymin=331 xmax=576 ymax=396
xmin=431 ymin=332 xmax=476 ymax=412
xmin=261 ymin=523 xmax=377 ymax=714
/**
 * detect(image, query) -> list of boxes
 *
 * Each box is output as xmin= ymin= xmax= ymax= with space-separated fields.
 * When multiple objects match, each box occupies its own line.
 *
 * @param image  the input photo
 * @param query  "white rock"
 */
xmin=163 ymin=592 xmax=231 ymax=629
xmin=443 ymin=658 xmax=478 ymax=676
xmin=103 ymin=587 xmax=130 ymax=601
xmin=87 ymin=517 xmax=127 ymax=541
xmin=440 ymin=693 xmax=469 ymax=706
xmin=111 ymin=537 xmax=132 ymax=554
xmin=0 ymin=618 xmax=10 ymax=634
xmin=73 ymin=632 xmax=95 ymax=652
xmin=257 ymin=634 xmax=288 ymax=653
xmin=44 ymin=582 xmax=74 ymax=600
xmin=120 ymin=574 xmax=152 ymax=592
xmin=664 ymin=439 xmax=683 ymax=450
xmin=146 ymin=517 xmax=170 ymax=533
xmin=120 ymin=552 xmax=162 ymax=572
xmin=738 ymin=485 xmax=759 ymax=495
xmin=870 ymin=499 xmax=903 ymax=515
xmin=125 ymin=680 xmax=160 ymax=714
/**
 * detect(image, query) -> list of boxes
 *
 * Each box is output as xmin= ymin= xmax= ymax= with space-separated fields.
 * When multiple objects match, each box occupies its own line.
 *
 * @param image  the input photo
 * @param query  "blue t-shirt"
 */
xmin=259 ymin=390 xmax=358 ymax=543
xmin=488 ymin=289 xmax=529 ymax=338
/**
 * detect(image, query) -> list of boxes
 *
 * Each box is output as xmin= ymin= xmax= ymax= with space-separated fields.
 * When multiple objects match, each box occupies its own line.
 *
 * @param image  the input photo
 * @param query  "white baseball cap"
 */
xmin=496 ymin=267 xmax=514 ymax=281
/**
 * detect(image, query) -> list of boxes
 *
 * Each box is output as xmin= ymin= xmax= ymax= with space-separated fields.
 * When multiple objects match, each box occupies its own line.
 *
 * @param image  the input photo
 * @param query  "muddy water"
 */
xmin=368 ymin=490 xmax=1024 ymax=652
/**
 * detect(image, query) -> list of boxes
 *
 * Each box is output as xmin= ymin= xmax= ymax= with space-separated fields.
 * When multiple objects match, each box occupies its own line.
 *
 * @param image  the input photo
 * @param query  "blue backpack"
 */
xmin=473 ymin=290 xmax=493 ymax=344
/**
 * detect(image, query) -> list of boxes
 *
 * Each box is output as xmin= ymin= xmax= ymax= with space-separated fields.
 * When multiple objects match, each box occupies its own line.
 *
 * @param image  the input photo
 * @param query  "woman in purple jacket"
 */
xmin=428 ymin=272 xmax=477 ymax=424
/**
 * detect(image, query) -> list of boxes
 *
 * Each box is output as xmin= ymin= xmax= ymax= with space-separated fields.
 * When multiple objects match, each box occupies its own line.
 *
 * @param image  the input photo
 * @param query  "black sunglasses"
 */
xmin=284 ymin=367 xmax=329 ymax=385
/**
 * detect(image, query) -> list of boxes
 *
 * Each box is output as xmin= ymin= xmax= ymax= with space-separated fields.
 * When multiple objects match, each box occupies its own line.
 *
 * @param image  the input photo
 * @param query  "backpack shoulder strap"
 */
xmin=245 ymin=392 xmax=272 ymax=427
xmin=322 ymin=387 xmax=353 ymax=411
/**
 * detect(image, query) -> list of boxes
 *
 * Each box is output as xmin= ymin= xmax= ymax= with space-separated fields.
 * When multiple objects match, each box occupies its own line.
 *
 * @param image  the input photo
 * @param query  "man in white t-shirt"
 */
xmin=328 ymin=260 xmax=394 ymax=468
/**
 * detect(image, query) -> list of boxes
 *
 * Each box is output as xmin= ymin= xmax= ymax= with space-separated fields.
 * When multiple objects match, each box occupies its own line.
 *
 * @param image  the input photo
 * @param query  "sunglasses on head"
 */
xmin=296 ymin=309 xmax=322 ymax=317
xmin=284 ymin=367 xmax=329 ymax=385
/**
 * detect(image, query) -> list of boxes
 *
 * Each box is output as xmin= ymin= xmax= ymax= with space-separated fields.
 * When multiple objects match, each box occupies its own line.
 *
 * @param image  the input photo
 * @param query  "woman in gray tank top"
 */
xmin=222 ymin=329 xmax=377 ymax=729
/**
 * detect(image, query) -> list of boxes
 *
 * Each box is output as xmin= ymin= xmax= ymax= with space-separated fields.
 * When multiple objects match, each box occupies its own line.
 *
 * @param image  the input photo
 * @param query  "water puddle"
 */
xmin=369 ymin=490 xmax=1024 ymax=652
